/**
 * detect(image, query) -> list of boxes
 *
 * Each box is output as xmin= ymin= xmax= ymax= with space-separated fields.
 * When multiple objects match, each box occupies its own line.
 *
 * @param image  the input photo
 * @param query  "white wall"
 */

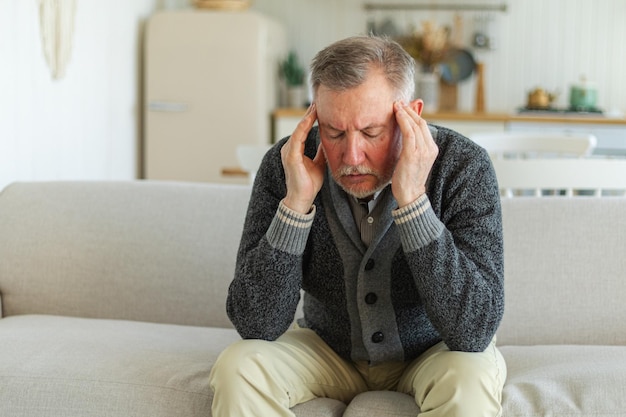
xmin=251 ymin=0 xmax=626 ymax=114
xmin=0 ymin=0 xmax=158 ymax=190
xmin=1 ymin=0 xmax=625 ymax=189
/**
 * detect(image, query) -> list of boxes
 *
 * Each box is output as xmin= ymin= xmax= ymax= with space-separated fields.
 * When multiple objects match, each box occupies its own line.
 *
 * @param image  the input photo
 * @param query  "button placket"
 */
xmin=360 ymin=213 xmax=374 ymax=247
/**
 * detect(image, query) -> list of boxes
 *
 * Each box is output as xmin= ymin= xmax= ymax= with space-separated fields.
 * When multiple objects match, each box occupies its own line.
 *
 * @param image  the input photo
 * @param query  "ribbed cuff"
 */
xmin=392 ymin=194 xmax=444 ymax=251
xmin=266 ymin=199 xmax=316 ymax=255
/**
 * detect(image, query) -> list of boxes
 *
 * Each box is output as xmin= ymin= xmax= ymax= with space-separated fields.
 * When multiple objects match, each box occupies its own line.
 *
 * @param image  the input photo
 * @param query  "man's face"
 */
xmin=315 ymin=69 xmax=402 ymax=199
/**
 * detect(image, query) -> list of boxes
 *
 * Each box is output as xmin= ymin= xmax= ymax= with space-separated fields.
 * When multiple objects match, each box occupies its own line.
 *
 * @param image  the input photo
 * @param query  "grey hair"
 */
xmin=310 ymin=35 xmax=416 ymax=102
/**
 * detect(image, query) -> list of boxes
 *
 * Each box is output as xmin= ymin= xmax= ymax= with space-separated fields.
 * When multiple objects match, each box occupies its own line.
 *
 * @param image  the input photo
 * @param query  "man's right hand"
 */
xmin=280 ymin=103 xmax=326 ymax=214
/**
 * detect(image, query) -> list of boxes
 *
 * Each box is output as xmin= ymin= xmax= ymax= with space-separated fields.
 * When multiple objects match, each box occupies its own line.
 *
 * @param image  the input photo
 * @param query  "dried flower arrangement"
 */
xmin=396 ymin=21 xmax=451 ymax=72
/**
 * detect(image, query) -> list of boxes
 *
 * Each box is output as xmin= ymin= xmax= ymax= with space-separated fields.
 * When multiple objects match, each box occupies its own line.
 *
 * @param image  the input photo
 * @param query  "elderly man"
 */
xmin=210 ymin=35 xmax=506 ymax=417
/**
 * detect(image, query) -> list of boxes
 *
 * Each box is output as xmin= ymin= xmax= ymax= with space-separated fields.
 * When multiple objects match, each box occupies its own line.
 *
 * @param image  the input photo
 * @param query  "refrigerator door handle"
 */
xmin=147 ymin=101 xmax=188 ymax=112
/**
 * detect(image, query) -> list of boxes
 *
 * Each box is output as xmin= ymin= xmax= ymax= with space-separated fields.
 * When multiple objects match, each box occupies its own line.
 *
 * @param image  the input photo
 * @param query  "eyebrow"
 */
xmin=321 ymin=123 xmax=342 ymax=132
xmin=361 ymin=125 xmax=385 ymax=132
xmin=321 ymin=123 xmax=385 ymax=133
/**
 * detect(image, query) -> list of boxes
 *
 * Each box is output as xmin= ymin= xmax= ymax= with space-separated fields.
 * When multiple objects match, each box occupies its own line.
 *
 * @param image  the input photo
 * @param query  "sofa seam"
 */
xmin=0 ymin=374 xmax=211 ymax=398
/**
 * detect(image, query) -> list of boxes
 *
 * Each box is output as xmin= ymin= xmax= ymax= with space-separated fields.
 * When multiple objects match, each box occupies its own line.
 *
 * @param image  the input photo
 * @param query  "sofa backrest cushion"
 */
xmin=497 ymin=197 xmax=626 ymax=346
xmin=3 ymin=182 xmax=624 ymax=344
xmin=0 ymin=181 xmax=251 ymax=328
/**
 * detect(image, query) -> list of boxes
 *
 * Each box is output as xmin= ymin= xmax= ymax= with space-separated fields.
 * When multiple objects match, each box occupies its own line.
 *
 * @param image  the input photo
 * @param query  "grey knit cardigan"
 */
xmin=227 ymin=125 xmax=504 ymax=364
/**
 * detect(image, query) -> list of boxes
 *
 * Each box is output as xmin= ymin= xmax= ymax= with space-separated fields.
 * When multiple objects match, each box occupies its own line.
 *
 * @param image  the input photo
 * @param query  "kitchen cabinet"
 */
xmin=272 ymin=109 xmax=508 ymax=142
xmin=273 ymin=108 xmax=305 ymax=142
xmin=426 ymin=112 xmax=507 ymax=137
xmin=507 ymin=119 xmax=626 ymax=157
xmin=273 ymin=109 xmax=626 ymax=157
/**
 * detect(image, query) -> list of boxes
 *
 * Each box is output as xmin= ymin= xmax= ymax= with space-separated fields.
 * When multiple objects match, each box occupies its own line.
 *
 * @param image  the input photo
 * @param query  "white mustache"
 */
xmin=337 ymin=165 xmax=376 ymax=176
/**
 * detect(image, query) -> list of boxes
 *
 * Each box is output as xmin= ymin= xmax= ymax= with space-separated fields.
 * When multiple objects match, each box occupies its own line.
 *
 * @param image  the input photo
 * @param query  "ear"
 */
xmin=409 ymin=99 xmax=424 ymax=116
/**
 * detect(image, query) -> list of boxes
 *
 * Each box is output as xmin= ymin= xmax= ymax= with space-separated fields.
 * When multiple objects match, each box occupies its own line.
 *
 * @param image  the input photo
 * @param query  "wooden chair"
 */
xmin=490 ymin=158 xmax=626 ymax=197
xmin=236 ymin=144 xmax=272 ymax=183
xmin=470 ymin=131 xmax=599 ymax=197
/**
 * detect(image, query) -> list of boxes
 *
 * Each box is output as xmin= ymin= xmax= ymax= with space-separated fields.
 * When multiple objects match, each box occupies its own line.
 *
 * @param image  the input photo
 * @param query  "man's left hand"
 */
xmin=392 ymin=101 xmax=439 ymax=207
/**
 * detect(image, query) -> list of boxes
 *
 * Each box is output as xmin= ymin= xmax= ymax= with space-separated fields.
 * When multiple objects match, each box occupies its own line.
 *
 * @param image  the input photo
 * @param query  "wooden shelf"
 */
xmin=424 ymin=112 xmax=510 ymax=122
xmin=363 ymin=2 xmax=508 ymax=12
xmin=273 ymin=108 xmax=626 ymax=126
xmin=508 ymin=114 xmax=626 ymax=126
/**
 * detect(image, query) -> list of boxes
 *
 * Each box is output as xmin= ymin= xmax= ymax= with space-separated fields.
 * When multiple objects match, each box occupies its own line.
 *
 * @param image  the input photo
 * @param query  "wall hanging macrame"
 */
xmin=39 ymin=0 xmax=77 ymax=79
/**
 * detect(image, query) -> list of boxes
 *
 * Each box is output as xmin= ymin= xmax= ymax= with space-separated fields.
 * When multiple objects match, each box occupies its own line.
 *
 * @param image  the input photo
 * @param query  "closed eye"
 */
xmin=362 ymin=128 xmax=383 ymax=139
xmin=323 ymin=126 xmax=345 ymax=139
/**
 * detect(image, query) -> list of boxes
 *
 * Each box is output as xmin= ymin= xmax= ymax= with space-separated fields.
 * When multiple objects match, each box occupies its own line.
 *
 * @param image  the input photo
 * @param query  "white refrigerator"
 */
xmin=143 ymin=10 xmax=286 ymax=184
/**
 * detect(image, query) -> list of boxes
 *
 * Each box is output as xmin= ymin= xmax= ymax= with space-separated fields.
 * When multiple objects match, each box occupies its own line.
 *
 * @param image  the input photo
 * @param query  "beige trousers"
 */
xmin=209 ymin=328 xmax=506 ymax=417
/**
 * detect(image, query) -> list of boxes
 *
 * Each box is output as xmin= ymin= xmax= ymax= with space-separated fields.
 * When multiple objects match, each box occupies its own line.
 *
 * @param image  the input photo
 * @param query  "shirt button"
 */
xmin=365 ymin=259 xmax=375 ymax=271
xmin=371 ymin=332 xmax=384 ymax=343
xmin=365 ymin=292 xmax=378 ymax=304
xmin=367 ymin=216 xmax=374 ymax=224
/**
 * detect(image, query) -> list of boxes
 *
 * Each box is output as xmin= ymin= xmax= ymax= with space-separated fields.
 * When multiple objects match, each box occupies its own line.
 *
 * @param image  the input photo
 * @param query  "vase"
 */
xmin=286 ymin=85 xmax=306 ymax=108
xmin=416 ymin=71 xmax=439 ymax=113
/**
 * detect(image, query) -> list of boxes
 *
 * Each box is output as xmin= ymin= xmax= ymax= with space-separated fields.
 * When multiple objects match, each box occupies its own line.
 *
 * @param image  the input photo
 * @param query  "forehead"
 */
xmin=315 ymin=71 xmax=396 ymax=130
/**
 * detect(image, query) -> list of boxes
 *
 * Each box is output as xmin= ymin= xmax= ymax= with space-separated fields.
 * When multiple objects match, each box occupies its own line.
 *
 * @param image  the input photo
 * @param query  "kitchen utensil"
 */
xmin=439 ymin=48 xmax=476 ymax=84
xmin=569 ymin=76 xmax=598 ymax=111
xmin=472 ymin=12 xmax=493 ymax=49
xmin=475 ymin=62 xmax=485 ymax=113
xmin=527 ymin=88 xmax=558 ymax=109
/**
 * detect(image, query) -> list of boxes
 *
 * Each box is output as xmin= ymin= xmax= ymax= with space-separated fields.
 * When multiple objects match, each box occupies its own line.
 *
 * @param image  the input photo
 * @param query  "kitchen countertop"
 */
xmin=431 ymin=111 xmax=626 ymax=126
xmin=273 ymin=108 xmax=626 ymax=126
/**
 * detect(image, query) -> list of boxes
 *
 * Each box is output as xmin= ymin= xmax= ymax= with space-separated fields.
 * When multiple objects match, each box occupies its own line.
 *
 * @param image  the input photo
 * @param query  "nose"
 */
xmin=343 ymin=133 xmax=364 ymax=166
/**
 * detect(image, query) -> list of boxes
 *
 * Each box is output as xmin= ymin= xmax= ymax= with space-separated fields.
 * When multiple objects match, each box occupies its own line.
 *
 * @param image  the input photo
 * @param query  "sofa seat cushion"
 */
xmin=343 ymin=391 xmax=419 ymax=416
xmin=500 ymin=345 xmax=626 ymax=417
xmin=0 ymin=314 xmax=241 ymax=417
xmin=292 ymin=398 xmax=347 ymax=417
xmin=300 ymin=345 xmax=626 ymax=417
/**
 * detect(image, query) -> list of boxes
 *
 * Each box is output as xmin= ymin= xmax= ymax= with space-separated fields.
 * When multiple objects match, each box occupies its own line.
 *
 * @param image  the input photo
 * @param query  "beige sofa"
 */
xmin=1 ymin=180 xmax=625 ymax=417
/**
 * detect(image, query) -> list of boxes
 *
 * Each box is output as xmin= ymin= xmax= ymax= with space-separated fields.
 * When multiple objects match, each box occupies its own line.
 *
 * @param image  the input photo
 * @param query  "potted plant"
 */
xmin=280 ymin=51 xmax=306 ymax=108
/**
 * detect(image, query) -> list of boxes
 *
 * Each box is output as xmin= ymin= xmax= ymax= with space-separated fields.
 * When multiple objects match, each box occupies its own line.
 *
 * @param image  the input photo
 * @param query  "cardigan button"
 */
xmin=364 ymin=259 xmax=375 ymax=271
xmin=365 ymin=292 xmax=378 ymax=304
xmin=371 ymin=331 xmax=384 ymax=343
